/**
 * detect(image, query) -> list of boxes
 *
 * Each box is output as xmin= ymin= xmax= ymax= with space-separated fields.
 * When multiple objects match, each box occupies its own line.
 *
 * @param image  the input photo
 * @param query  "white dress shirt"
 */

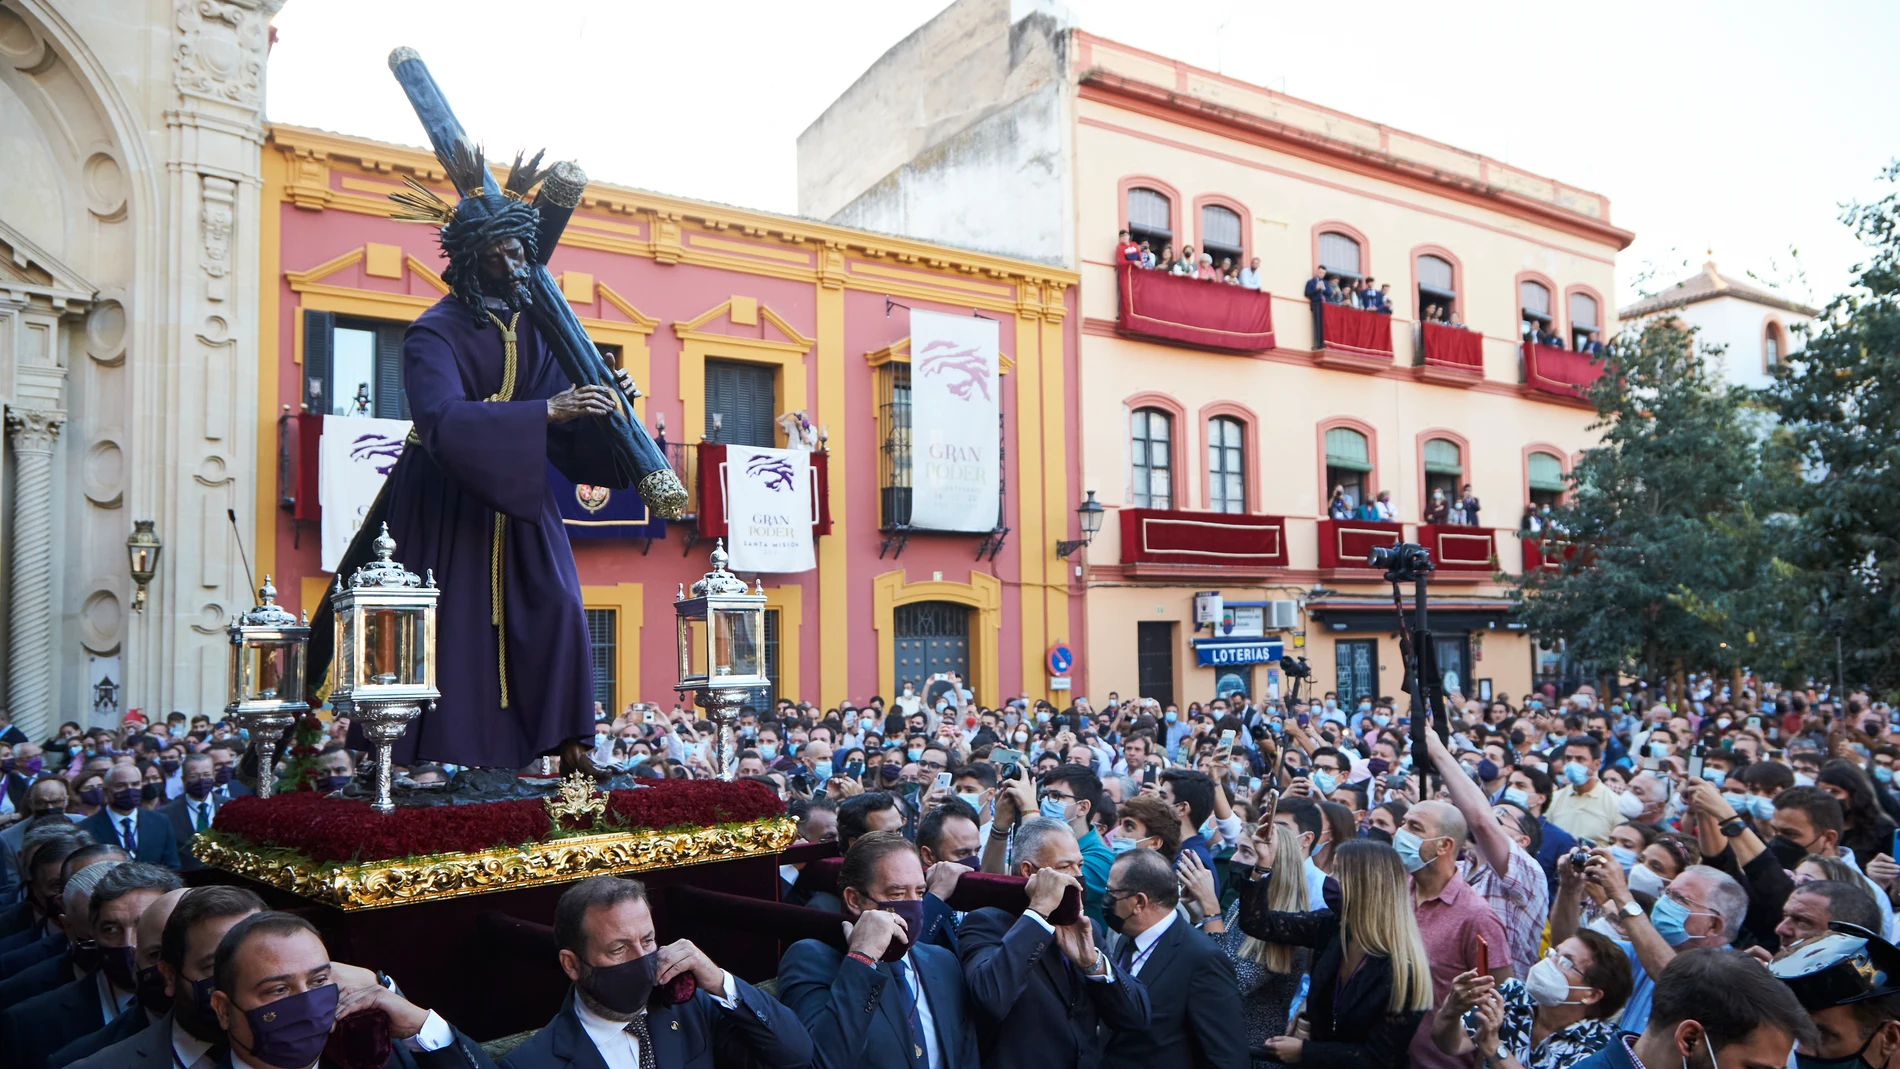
xmin=573 ymin=971 xmax=740 ymax=1069
xmin=94 ymin=971 xmax=134 ymax=1025
xmin=227 ymin=984 xmax=454 ymax=1069
xmin=1121 ymin=906 xmax=1178 ymax=978
xmin=896 ymin=951 xmax=944 ymax=1069
xmin=1020 ymin=910 xmax=1114 ymax=983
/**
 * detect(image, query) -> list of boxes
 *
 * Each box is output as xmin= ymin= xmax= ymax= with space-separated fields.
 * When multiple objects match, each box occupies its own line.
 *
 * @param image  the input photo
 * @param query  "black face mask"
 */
xmin=174 ymin=975 xmax=223 ymax=1043
xmin=71 ymin=939 xmax=104 ymax=974
xmin=1767 ymin=835 xmax=1812 ymax=871
xmin=102 ymin=944 xmax=137 ymax=990
xmin=140 ymin=783 xmax=162 ymax=803
xmin=1101 ymin=891 xmax=1131 ymax=935
xmin=134 ymin=963 xmax=169 ymax=1016
xmin=577 ymin=952 xmax=658 ymax=1016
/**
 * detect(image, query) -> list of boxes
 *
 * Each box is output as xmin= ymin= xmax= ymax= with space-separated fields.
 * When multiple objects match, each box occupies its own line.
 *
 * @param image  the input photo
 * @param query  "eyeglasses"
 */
xmin=1543 ymin=948 xmax=1584 ymax=976
xmin=1039 ymin=791 xmax=1075 ymax=804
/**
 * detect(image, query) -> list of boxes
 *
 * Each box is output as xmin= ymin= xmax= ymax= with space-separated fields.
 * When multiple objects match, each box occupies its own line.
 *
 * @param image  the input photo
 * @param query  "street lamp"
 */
xmin=225 ymin=577 xmax=309 ymax=800
xmin=1055 ymin=491 xmax=1106 ymax=558
xmin=329 ymin=524 xmax=440 ymax=813
xmin=674 ymin=539 xmax=767 ymax=780
xmin=126 ymin=521 xmax=161 ymax=612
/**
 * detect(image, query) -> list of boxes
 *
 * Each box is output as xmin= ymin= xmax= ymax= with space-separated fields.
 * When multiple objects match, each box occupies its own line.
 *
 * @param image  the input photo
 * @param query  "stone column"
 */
xmin=6 ymin=408 xmax=62 ymax=740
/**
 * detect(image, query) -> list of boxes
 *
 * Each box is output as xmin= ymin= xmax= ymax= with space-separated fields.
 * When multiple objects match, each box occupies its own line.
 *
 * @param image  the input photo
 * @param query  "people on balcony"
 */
xmin=1197 ymin=253 xmax=1221 ymax=281
xmin=1459 ymin=484 xmax=1482 ymax=526
xmin=1525 ymin=322 xmax=1567 ymax=349
xmin=1238 ymin=257 xmax=1262 ymax=290
xmin=1139 ymin=241 xmax=1157 ymax=269
xmin=1427 ymin=489 xmax=1452 ymax=524
xmin=1328 ymin=486 xmax=1354 ymax=520
xmin=1171 ymin=245 xmax=1197 ymax=276
xmin=1117 ymin=230 xmax=1141 ymax=265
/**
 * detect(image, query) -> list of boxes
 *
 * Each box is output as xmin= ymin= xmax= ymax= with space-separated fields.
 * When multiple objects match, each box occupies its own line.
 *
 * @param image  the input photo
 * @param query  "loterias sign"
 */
xmin=1193 ymin=637 xmax=1284 ymax=668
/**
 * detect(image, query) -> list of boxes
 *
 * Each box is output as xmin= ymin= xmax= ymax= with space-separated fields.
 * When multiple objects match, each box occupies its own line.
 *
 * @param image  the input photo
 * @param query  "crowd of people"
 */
xmin=0 ymin=675 xmax=1896 ymax=1067
xmin=1327 ymin=484 xmax=1483 ymax=525
xmin=1116 ymin=230 xmax=1269 ymax=291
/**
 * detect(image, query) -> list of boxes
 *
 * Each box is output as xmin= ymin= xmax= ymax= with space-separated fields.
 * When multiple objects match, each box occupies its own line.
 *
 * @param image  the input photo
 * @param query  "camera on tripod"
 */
xmin=1279 ymin=655 xmax=1312 ymax=680
xmin=1368 ymin=541 xmax=1434 ymax=581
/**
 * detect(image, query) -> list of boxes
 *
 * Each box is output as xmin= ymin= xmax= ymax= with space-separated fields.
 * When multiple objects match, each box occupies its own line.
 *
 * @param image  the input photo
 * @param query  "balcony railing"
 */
xmin=1416 ymin=322 xmax=1483 ymax=385
xmin=1115 ymin=263 xmax=1275 ymax=352
xmin=1521 ymin=536 xmax=1580 ymax=573
xmin=1418 ymin=524 xmax=1497 ymax=572
xmin=1523 ymin=341 xmax=1605 ymax=400
xmin=1119 ymin=507 xmax=1288 ymax=576
xmin=1314 ymin=304 xmax=1393 ymax=371
xmin=1316 ymin=517 xmax=1406 ymax=570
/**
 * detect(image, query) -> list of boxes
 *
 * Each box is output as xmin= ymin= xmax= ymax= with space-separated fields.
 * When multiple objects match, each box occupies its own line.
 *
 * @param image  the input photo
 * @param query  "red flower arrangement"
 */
xmin=212 ymin=779 xmax=783 ymax=865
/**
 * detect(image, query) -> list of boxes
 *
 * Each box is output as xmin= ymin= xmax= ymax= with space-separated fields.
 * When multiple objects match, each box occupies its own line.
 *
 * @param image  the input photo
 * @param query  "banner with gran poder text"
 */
xmin=723 ymin=445 xmax=815 ymax=573
xmin=908 ymin=309 xmax=1000 ymax=531
xmin=318 ymin=415 xmax=411 ymax=572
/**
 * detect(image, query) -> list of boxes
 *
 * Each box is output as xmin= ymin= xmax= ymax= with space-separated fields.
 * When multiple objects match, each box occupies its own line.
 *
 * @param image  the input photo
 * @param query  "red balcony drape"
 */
xmin=1120 ymin=508 xmax=1288 ymax=568
xmin=1420 ymin=322 xmax=1482 ymax=374
xmin=1523 ymin=342 xmax=1604 ymax=399
xmin=1116 ymin=263 xmax=1274 ymax=351
xmin=1320 ymin=303 xmax=1393 ymax=359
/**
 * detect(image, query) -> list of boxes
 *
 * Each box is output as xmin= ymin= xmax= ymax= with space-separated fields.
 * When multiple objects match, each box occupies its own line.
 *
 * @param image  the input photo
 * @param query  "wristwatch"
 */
xmin=1618 ymin=899 xmax=1644 ymax=919
xmin=1719 ymin=816 xmax=1747 ymax=838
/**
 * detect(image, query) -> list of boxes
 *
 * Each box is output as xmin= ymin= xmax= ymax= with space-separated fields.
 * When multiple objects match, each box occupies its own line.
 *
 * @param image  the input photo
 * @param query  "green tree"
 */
xmin=1513 ymin=318 xmax=1795 ymax=689
xmin=1763 ymin=161 xmax=1900 ymax=694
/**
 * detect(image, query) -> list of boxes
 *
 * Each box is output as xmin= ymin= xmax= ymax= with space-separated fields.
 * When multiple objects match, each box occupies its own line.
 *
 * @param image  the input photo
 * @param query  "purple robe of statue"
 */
xmin=376 ymin=295 xmax=624 ymax=768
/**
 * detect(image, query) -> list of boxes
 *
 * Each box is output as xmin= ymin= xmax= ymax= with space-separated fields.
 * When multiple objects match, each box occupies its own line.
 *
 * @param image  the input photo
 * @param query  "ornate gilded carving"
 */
xmin=638 ymin=468 xmax=689 ymax=520
xmin=190 ymin=816 xmax=796 ymax=911
xmin=543 ymin=772 xmax=608 ymax=827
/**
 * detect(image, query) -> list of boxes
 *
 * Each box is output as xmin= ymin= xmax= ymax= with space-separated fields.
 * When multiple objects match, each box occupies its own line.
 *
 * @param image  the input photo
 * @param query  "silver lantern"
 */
xmin=225 ymin=576 xmax=310 ymax=800
xmin=329 ymin=524 xmax=440 ymax=813
xmin=673 ymin=540 xmax=767 ymax=780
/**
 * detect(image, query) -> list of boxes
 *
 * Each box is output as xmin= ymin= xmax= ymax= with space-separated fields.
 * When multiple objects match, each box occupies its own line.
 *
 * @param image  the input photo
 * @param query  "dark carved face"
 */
xmin=478 ymin=237 xmax=532 ymax=310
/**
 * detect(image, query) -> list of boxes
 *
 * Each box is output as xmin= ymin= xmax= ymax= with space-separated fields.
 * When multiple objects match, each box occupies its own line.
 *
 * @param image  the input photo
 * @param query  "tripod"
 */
xmin=1377 ymin=544 xmax=1449 ymax=796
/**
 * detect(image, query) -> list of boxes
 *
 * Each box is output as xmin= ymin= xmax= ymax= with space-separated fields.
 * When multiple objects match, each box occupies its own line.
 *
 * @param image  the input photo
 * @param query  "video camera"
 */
xmin=1278 ymin=655 xmax=1312 ymax=680
xmin=1368 ymin=541 xmax=1434 ymax=582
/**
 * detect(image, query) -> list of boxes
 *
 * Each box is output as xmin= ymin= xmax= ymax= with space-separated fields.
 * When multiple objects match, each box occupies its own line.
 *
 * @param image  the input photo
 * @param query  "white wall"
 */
xmin=1662 ymin=297 xmax=1811 ymax=392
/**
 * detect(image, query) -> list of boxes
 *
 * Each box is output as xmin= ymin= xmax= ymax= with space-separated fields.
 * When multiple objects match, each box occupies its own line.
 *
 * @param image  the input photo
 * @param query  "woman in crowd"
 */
xmin=1171 ymin=244 xmax=1196 ymax=275
xmin=1195 ymin=252 xmax=1220 ymax=281
xmin=139 ymin=762 xmax=165 ymax=810
xmin=1316 ymin=800 xmax=1355 ymax=873
xmin=1368 ymin=800 xmax=1408 ymax=840
xmin=1185 ymin=822 xmax=1310 ymax=1045
xmin=1239 ymin=839 xmax=1434 ymax=1066
xmin=1430 ymin=930 xmax=1632 ymax=1069
xmin=1157 ymin=244 xmax=1176 ymax=273
xmin=1598 ymin=765 xmax=1629 ymax=793
xmin=1816 ymin=758 xmax=1898 ymax=865
xmin=72 ymin=768 xmax=106 ymax=818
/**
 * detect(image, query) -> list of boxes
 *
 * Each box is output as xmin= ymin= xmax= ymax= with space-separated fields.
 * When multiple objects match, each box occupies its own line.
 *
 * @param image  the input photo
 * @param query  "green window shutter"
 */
xmin=1324 ymin=427 xmax=1371 ymax=472
xmin=1423 ymin=438 xmax=1463 ymax=474
xmin=1528 ymin=452 xmax=1566 ymax=491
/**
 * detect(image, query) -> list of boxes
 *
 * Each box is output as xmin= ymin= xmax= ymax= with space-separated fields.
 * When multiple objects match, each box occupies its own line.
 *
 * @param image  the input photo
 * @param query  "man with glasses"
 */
xmin=1037 ymin=765 xmax=1111 ymax=922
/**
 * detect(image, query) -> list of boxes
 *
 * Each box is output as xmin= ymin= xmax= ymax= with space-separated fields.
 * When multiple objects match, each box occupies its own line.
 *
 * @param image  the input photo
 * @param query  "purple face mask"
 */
xmin=241 ymin=983 xmax=339 ymax=1069
xmin=185 ymin=778 xmax=215 ymax=800
xmin=78 ymin=786 xmax=105 ymax=807
xmin=22 ymin=756 xmax=42 ymax=775
xmin=870 ymin=898 xmax=927 ymax=962
xmin=110 ymin=787 xmax=142 ymax=812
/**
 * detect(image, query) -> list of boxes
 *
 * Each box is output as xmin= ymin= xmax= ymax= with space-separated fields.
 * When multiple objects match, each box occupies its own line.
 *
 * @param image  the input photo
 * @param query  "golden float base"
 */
xmin=192 ymin=816 xmax=797 ymax=911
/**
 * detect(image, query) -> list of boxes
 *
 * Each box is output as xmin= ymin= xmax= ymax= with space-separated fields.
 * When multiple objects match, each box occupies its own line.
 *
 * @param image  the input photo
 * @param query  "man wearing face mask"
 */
xmin=1037 ymin=766 xmax=1112 ymax=922
xmin=1394 ymin=799 xmax=1513 ymax=1069
xmin=1555 ymin=846 xmax=1748 ymax=1033
xmin=1766 ymin=788 xmax=1895 ymax=940
xmin=1547 ymin=737 xmax=1621 ymax=843
xmin=49 ymin=880 xmax=186 ymax=1067
xmin=79 ymin=765 xmax=179 ymax=870
xmin=777 ymin=832 xmax=980 ymax=1069
xmin=504 ymin=877 xmax=808 ymax=1069
xmin=1098 ymin=847 xmax=1247 ymax=1069
xmin=1563 ymin=948 xmax=1812 ymax=1069
xmin=208 ymin=911 xmax=496 ymax=1069
xmin=1768 ymin=923 xmax=1900 ymax=1069
xmin=1424 ymin=728 xmax=1550 ymax=979
xmin=162 ymin=756 xmax=222 ymax=874
xmin=0 ymin=843 xmax=124 ymax=1003
xmin=203 ymin=744 xmax=253 ymax=802
xmin=0 ymin=783 xmax=85 ymax=920
xmin=2 ymin=861 xmax=177 ymax=1069
xmin=957 ymin=816 xmax=1151 ymax=1069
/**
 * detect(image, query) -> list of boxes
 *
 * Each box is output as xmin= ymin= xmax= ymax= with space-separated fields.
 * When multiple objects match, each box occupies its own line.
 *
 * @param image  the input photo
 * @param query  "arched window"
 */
xmin=1569 ymin=292 xmax=1599 ymax=351
xmin=1207 ymin=416 xmax=1246 ymax=513
xmin=1324 ymin=427 xmax=1371 ymax=512
xmin=1520 ymin=280 xmax=1552 ymax=339
xmin=1764 ymin=322 xmax=1783 ymax=368
xmin=1201 ymin=204 xmax=1243 ymax=271
xmin=1418 ymin=254 xmax=1456 ymax=319
xmin=1528 ymin=451 xmax=1565 ymax=510
xmin=1131 ymin=408 xmax=1174 ymax=509
xmin=1127 ymin=188 xmax=1173 ymax=251
xmin=1318 ymin=232 xmax=1363 ymax=280
xmin=1423 ymin=438 xmax=1463 ymax=513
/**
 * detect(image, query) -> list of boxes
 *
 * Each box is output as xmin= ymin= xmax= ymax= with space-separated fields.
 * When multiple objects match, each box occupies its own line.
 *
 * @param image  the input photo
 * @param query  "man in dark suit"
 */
xmin=1303 ymin=266 xmax=1329 ymax=349
xmin=778 ymin=832 xmax=980 ymax=1069
xmin=0 ymin=820 xmax=90 ymax=967
xmin=1099 ymin=848 xmax=1247 ymax=1069
xmin=47 ymin=883 xmax=186 ymax=1068
xmin=69 ymin=884 xmax=264 ymax=1069
xmin=204 ymin=743 xmax=253 ymax=801
xmin=204 ymin=911 xmax=498 ymax=1069
xmin=0 ymin=780 xmax=83 ymax=906
xmin=1 ymin=861 xmax=178 ymax=1069
xmin=501 ymin=875 xmax=811 ymax=1069
xmin=79 ymin=764 xmax=180 ymax=870
xmin=0 ymin=842 xmax=127 ymax=1007
xmin=958 ymin=816 xmax=1150 ymax=1069
xmin=161 ymin=755 xmax=222 ymax=873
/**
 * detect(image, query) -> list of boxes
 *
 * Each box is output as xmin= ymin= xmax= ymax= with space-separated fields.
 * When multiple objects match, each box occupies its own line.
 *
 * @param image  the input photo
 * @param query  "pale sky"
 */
xmin=267 ymin=0 xmax=1900 ymax=309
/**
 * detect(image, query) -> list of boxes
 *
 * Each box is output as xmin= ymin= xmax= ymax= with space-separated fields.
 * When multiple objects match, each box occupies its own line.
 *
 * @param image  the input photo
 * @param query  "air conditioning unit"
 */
xmin=1266 ymin=599 xmax=1299 ymax=630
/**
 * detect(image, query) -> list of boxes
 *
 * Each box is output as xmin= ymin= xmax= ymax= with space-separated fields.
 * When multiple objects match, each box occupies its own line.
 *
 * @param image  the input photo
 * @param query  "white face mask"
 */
xmin=1616 ymin=789 xmax=1647 ymax=819
xmin=1524 ymin=956 xmax=1588 ymax=1007
xmin=1628 ymin=863 xmax=1667 ymax=898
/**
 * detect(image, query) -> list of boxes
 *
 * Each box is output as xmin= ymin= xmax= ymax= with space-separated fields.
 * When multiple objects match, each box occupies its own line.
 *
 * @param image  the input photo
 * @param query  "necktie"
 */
xmin=120 ymin=817 xmax=136 ymax=854
xmin=889 ymin=959 xmax=926 ymax=1066
xmin=621 ymin=1011 xmax=657 ymax=1069
xmin=194 ymin=804 xmax=210 ymax=833
xmin=1116 ymin=937 xmax=1136 ymax=976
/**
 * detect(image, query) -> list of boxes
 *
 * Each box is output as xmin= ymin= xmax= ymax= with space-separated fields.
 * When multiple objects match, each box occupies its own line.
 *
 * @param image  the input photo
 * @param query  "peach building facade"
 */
xmin=801 ymin=0 xmax=1633 ymax=708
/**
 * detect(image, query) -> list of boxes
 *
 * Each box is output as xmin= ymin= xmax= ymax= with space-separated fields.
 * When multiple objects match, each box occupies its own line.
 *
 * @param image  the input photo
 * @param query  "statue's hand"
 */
xmin=547 ymin=384 xmax=616 ymax=424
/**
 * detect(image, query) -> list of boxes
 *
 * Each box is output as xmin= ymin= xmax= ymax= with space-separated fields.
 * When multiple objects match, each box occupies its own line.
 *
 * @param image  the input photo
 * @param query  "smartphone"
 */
xmin=844 ymin=760 xmax=865 ymax=778
xmin=643 ymin=707 xmax=656 ymax=725
xmin=935 ymin=771 xmax=953 ymax=793
xmin=1475 ymin=935 xmax=1490 ymax=976
xmin=1745 ymin=716 xmax=1761 ymax=731
xmin=1891 ymin=829 xmax=1899 ymax=863
xmin=1219 ymin=729 xmax=1237 ymax=750
xmin=990 ymin=747 xmax=1027 ymax=768
xmin=1686 ymin=743 xmax=1705 ymax=783
xmin=1141 ymin=766 xmax=1158 ymax=786
xmin=1297 ymin=713 xmax=1310 ymax=728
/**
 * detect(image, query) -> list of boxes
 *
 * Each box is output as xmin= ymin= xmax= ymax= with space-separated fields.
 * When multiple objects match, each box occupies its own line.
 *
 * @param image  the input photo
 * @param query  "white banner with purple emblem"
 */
xmin=319 ymin=415 xmax=411 ymax=572
xmin=908 ymin=309 xmax=1000 ymax=531
xmin=724 ymin=445 xmax=815 ymax=574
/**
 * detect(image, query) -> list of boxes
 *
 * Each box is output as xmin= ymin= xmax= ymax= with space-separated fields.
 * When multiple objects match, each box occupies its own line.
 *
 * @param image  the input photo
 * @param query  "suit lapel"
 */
xmin=1131 ymin=917 xmax=1188 ymax=989
xmin=645 ymin=1003 xmax=685 ymax=1068
xmin=549 ymin=993 xmax=612 ymax=1069
xmin=918 ymin=948 xmax=961 ymax=1062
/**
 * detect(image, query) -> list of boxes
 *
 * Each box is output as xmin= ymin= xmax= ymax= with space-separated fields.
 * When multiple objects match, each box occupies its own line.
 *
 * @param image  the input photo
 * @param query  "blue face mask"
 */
xmin=1564 ymin=762 xmax=1589 ymax=787
xmin=862 ymin=719 xmax=877 ymax=734
xmin=1358 ymin=702 xmax=1372 ymax=714
xmin=1649 ymin=894 xmax=1708 ymax=946
xmin=1746 ymin=794 xmax=1777 ymax=821
xmin=1399 ymin=754 xmax=1414 ymax=769
xmin=1035 ymin=712 xmax=1051 ymax=724
xmin=1877 ymin=766 xmax=1894 ymax=785
xmin=759 ymin=744 xmax=777 ymax=760
xmin=1040 ymin=797 xmax=1072 ymax=823
xmin=1703 ymin=768 xmax=1726 ymax=789
xmin=812 ymin=760 xmax=832 ymax=781
xmin=1391 ymin=827 xmax=1440 ymax=873
xmin=1372 ymin=714 xmax=1390 ymax=727
xmin=1110 ymin=836 xmax=1139 ymax=855
xmin=1311 ymin=770 xmax=1337 ymax=796
xmin=1164 ymin=712 xmax=1178 ymax=724
xmin=1501 ymin=787 xmax=1530 ymax=809
xmin=1609 ymin=845 xmax=1639 ymax=873
xmin=908 ymin=748 xmax=923 ymax=762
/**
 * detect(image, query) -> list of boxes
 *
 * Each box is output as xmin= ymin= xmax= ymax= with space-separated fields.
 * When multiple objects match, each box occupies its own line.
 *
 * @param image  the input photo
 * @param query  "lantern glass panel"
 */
xmin=713 ymin=606 xmax=762 ymax=679
xmin=337 ymin=614 xmax=358 ymax=692
xmin=240 ymin=641 xmax=292 ymax=701
xmin=363 ymin=606 xmax=426 ymax=685
xmin=683 ymin=617 xmax=708 ymax=678
xmin=282 ymin=641 xmax=307 ymax=700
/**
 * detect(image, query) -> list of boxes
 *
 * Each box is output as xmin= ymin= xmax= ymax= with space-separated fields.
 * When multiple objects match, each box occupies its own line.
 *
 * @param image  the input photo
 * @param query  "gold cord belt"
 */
xmin=484 ymin=310 xmax=521 ymax=709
